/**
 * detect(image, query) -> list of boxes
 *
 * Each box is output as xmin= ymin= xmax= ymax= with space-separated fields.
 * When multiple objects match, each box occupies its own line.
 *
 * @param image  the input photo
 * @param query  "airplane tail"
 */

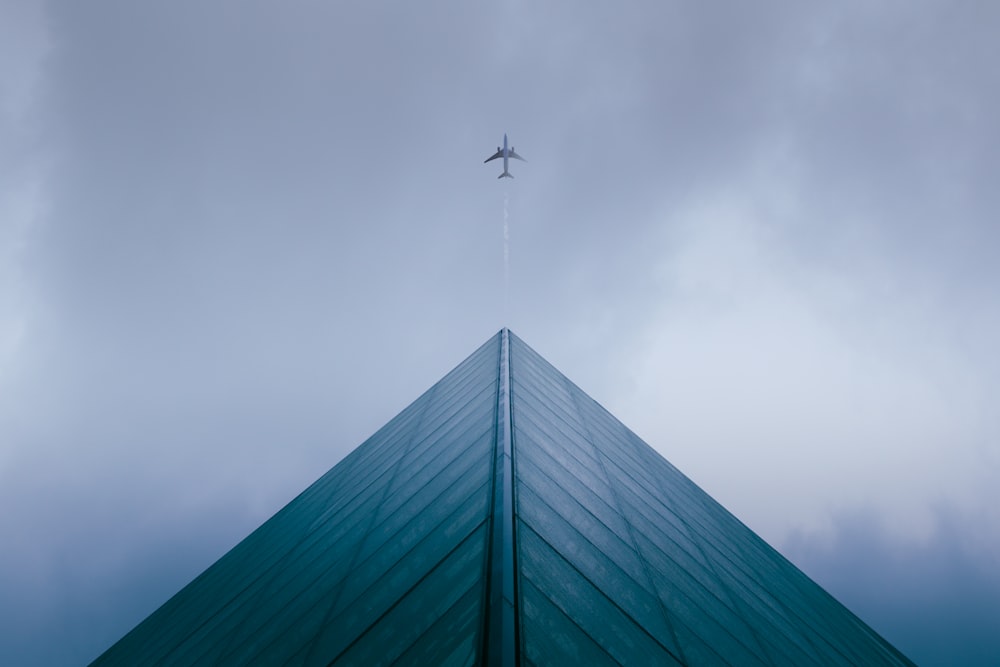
xmin=498 ymin=172 xmax=513 ymax=179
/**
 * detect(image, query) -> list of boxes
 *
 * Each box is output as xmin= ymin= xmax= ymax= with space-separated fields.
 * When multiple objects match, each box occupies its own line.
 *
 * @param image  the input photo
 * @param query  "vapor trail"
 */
xmin=503 ymin=191 xmax=509 ymax=323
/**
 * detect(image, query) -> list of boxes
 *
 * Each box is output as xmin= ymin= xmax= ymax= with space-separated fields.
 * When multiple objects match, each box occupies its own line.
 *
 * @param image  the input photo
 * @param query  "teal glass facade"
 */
xmin=93 ymin=330 xmax=913 ymax=666
xmin=508 ymin=333 xmax=912 ymax=666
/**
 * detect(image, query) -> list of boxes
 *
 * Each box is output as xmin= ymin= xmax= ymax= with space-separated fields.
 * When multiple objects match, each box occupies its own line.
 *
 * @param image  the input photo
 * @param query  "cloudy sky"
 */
xmin=2 ymin=1 xmax=999 ymax=664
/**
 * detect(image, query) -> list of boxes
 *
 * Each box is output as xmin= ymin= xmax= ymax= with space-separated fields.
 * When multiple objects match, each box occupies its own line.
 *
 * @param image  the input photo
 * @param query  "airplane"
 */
xmin=484 ymin=133 xmax=526 ymax=179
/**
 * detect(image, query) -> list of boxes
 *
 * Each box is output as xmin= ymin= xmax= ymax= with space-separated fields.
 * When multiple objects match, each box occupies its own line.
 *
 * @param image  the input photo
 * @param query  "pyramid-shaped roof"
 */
xmin=93 ymin=329 xmax=913 ymax=665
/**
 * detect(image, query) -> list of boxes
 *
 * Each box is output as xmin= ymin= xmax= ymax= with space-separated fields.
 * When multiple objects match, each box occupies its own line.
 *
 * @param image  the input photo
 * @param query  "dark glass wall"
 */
xmin=94 ymin=329 xmax=913 ymax=666
xmin=94 ymin=333 xmax=501 ymax=666
xmin=509 ymin=331 xmax=912 ymax=666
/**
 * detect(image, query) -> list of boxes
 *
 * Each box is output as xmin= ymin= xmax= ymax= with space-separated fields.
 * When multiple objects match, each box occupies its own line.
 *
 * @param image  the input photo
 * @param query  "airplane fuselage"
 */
xmin=485 ymin=133 xmax=526 ymax=179
xmin=500 ymin=134 xmax=511 ymax=178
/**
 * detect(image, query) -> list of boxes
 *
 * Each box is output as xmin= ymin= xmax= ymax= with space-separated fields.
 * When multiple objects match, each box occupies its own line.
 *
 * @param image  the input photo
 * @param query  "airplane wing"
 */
xmin=484 ymin=150 xmax=503 ymax=163
xmin=509 ymin=150 xmax=526 ymax=162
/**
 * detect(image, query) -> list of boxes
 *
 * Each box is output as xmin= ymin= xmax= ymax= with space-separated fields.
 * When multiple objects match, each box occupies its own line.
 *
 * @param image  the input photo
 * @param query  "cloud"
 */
xmin=2 ymin=1 xmax=999 ymax=664
xmin=0 ymin=0 xmax=50 ymax=406
xmin=784 ymin=506 xmax=1000 ymax=666
xmin=606 ymin=165 xmax=1000 ymax=544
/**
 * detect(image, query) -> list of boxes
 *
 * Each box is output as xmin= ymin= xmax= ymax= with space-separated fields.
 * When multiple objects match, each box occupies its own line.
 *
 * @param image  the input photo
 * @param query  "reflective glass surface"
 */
xmin=508 ymin=331 xmax=913 ymax=666
xmin=94 ymin=329 xmax=913 ymax=666
xmin=93 ymin=333 xmax=502 ymax=666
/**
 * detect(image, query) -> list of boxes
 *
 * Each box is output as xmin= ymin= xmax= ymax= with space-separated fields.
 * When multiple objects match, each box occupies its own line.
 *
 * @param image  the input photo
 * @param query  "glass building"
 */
xmin=93 ymin=329 xmax=913 ymax=666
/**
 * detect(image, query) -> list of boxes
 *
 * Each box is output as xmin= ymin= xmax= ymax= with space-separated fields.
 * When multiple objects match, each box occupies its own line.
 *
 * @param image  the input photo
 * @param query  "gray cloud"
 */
xmin=785 ymin=506 xmax=1000 ymax=666
xmin=2 ymin=1 xmax=999 ymax=664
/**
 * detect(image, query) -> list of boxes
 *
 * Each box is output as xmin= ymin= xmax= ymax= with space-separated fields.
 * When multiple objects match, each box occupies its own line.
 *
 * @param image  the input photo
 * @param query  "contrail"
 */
xmin=503 ymin=191 xmax=509 ymax=324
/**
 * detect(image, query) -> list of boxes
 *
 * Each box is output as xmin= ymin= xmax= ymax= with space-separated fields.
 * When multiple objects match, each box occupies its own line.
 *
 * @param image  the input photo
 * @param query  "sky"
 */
xmin=2 ymin=1 xmax=998 ymax=664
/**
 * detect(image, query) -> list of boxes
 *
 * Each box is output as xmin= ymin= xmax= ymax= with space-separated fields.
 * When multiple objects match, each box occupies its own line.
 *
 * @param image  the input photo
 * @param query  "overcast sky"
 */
xmin=2 ymin=1 xmax=999 ymax=665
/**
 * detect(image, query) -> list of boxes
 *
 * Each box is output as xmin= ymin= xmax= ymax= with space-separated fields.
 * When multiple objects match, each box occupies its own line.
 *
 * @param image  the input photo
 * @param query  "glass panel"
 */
xmin=519 ymin=577 xmax=620 ymax=666
xmin=95 ymin=331 xmax=915 ymax=667
xmin=334 ymin=476 xmax=491 ymax=615
xmin=92 ymin=333 xmax=501 ymax=666
xmin=515 ymin=432 xmax=629 ymax=544
xmin=378 ymin=402 xmax=494 ymax=518
xmin=507 ymin=330 xmax=914 ymax=666
xmin=390 ymin=583 xmax=482 ymax=667
xmin=514 ymin=417 xmax=605 ymax=491
xmin=517 ymin=522 xmax=683 ymax=666
xmin=516 ymin=483 xmax=679 ymax=655
xmin=318 ymin=523 xmax=488 ymax=665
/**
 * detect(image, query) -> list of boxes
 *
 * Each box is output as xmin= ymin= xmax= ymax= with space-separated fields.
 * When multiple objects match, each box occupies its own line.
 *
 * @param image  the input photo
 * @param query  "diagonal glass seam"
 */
xmin=483 ymin=328 xmax=518 ymax=666
xmin=507 ymin=333 xmax=907 ymax=664
xmin=561 ymin=376 xmax=690 ymax=665
xmin=165 ymin=379 xmax=445 ymax=666
xmin=389 ymin=578 xmax=485 ymax=665
xmin=233 ymin=446 xmax=493 ymax=665
xmin=635 ymin=432 xmax=841 ymax=664
xmin=547 ymin=373 xmax=815 ymax=664
xmin=564 ymin=403 xmax=779 ymax=663
xmin=91 ymin=330 xmax=915 ymax=666
xmin=563 ymin=378 xmax=827 ymax=665
xmin=654 ymin=482 xmax=837 ymax=663
xmin=246 ymin=479 xmax=492 ymax=665
xmin=514 ymin=481 xmax=682 ymax=655
xmin=515 ymin=451 xmax=769 ymax=665
xmin=516 ymin=519 xmax=683 ymax=663
xmin=517 ymin=575 xmax=633 ymax=666
xmin=292 ymin=380 xmax=445 ymax=666
xmin=655 ymin=498 xmax=793 ymax=665
xmin=324 ymin=519 xmax=491 ymax=665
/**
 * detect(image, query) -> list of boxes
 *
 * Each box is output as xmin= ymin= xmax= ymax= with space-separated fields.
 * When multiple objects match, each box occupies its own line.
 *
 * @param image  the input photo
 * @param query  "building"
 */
xmin=93 ymin=329 xmax=913 ymax=665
